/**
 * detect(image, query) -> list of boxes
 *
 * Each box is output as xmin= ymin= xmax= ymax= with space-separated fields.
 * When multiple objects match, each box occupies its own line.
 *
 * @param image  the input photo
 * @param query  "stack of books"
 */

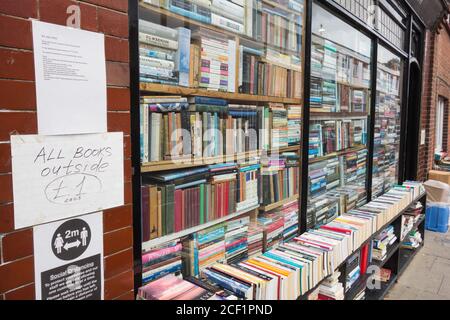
xmin=142 ymin=240 xmax=183 ymax=285
xmin=224 ymin=216 xmax=250 ymax=263
xmin=345 ymin=252 xmax=361 ymax=291
xmin=317 ymin=271 xmax=345 ymax=300
xmin=287 ymin=105 xmax=302 ymax=145
xmin=139 ymin=20 xmax=190 ymax=86
xmin=192 ymin=30 xmax=236 ymax=92
xmin=270 ymin=104 xmax=289 ymax=149
xmin=371 ymin=225 xmax=397 ymax=262
xmin=182 ymin=223 xmax=226 ymax=277
xmin=401 ymin=230 xmax=423 ymax=250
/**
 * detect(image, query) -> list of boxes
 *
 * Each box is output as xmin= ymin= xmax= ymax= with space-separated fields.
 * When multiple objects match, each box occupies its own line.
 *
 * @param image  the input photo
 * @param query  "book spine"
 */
xmin=169 ymin=4 xmax=212 ymax=24
xmin=175 ymin=27 xmax=191 ymax=87
xmin=140 ymin=56 xmax=175 ymax=69
xmin=139 ymin=32 xmax=179 ymax=50
xmin=210 ymin=13 xmax=244 ymax=34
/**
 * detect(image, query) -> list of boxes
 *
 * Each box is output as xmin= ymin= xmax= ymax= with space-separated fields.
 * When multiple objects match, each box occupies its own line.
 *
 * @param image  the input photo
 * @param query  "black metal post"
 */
xmin=128 ymin=0 xmax=143 ymax=296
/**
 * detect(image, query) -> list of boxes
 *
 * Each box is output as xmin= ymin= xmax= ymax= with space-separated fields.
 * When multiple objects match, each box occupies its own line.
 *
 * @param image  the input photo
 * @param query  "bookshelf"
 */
xmin=141 ymin=203 xmax=260 ymax=250
xmin=133 ymin=0 xmax=306 ymax=294
xmin=298 ymin=191 xmax=426 ymax=301
xmin=130 ymin=0 xmax=423 ymax=301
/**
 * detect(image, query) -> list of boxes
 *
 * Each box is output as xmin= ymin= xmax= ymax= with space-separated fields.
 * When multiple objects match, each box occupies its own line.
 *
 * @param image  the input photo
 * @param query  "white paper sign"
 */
xmin=32 ymin=20 xmax=107 ymax=135
xmin=34 ymin=212 xmax=104 ymax=300
xmin=11 ymin=133 xmax=124 ymax=229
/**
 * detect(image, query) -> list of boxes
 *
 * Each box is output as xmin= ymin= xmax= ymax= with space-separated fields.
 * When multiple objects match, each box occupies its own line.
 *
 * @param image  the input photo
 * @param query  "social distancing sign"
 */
xmin=33 ymin=212 xmax=104 ymax=300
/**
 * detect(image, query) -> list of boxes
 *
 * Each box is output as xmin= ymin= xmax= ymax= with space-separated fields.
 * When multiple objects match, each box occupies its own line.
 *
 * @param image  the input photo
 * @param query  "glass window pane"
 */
xmin=371 ymin=45 xmax=403 ymax=198
xmin=307 ymin=1 xmax=371 ymax=230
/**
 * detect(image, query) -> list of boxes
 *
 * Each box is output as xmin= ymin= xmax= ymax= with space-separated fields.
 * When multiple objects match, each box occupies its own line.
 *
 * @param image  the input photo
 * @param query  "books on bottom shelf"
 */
xmin=139 ymin=181 xmax=424 ymax=300
xmin=137 ymin=274 xmax=239 ymax=300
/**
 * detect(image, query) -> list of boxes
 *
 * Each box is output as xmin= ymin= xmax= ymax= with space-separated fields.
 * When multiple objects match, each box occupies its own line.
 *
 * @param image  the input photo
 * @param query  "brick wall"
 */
xmin=418 ymin=18 xmax=450 ymax=181
xmin=0 ymin=0 xmax=133 ymax=300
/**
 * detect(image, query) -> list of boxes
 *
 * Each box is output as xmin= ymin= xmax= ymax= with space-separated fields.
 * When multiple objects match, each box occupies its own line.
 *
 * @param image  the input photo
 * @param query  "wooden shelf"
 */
xmin=140 ymin=83 xmax=302 ymax=104
xmin=141 ymin=146 xmax=301 ymax=173
xmin=260 ymin=194 xmax=299 ymax=212
xmin=310 ymin=111 xmax=369 ymax=120
xmin=141 ymin=204 xmax=259 ymax=251
xmin=261 ymin=0 xmax=303 ymax=16
xmin=139 ymin=2 xmax=302 ymax=56
xmin=309 ymin=145 xmax=367 ymax=164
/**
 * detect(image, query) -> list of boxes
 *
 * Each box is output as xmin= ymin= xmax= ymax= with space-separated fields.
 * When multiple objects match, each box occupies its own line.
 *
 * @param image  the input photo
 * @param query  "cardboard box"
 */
xmin=429 ymin=170 xmax=450 ymax=185
xmin=424 ymin=179 xmax=450 ymax=203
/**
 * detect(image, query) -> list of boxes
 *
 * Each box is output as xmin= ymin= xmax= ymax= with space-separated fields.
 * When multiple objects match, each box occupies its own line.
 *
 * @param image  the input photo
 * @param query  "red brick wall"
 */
xmin=0 ymin=0 xmax=133 ymax=300
xmin=418 ymin=19 xmax=450 ymax=181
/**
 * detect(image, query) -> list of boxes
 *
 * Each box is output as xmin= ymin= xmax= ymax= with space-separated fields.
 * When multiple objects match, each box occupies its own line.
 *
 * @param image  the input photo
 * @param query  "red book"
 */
xmin=320 ymin=225 xmax=352 ymax=235
xmin=181 ymin=190 xmax=185 ymax=231
xmin=360 ymin=243 xmax=369 ymax=275
xmin=174 ymin=189 xmax=182 ymax=232
xmin=141 ymin=186 xmax=150 ymax=242
xmin=224 ymin=182 xmax=229 ymax=216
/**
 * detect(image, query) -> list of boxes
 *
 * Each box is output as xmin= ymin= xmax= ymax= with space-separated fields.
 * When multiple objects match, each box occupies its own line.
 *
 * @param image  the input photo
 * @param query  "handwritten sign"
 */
xmin=34 ymin=212 xmax=104 ymax=300
xmin=32 ymin=20 xmax=107 ymax=135
xmin=11 ymin=133 xmax=124 ymax=229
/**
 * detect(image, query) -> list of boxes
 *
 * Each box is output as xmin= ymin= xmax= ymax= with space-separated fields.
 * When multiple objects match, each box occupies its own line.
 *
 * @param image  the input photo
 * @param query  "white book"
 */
xmin=228 ymin=39 xmax=236 ymax=93
xmin=139 ymin=32 xmax=178 ymax=50
xmin=210 ymin=0 xmax=245 ymax=23
xmin=210 ymin=13 xmax=244 ymax=34
xmin=139 ymin=19 xmax=178 ymax=40
xmin=150 ymin=113 xmax=162 ymax=162
xmin=140 ymin=56 xmax=175 ymax=69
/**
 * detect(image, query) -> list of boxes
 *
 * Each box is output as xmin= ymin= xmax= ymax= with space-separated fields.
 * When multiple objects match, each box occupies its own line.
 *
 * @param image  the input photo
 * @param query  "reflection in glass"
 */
xmin=372 ymin=45 xmax=403 ymax=198
xmin=307 ymin=1 xmax=371 ymax=230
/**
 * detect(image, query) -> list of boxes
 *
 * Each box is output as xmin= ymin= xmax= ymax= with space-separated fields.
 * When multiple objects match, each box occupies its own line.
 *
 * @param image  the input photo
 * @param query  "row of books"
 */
xmin=139 ymin=18 xmax=303 ymax=98
xmin=239 ymin=47 xmax=302 ymax=98
xmin=141 ymin=201 xmax=299 ymax=283
xmin=141 ymin=165 xmax=240 ymax=241
xmin=371 ymin=225 xmax=397 ymax=262
xmin=308 ymin=152 xmax=367 ymax=199
xmin=309 ymin=119 xmax=366 ymax=159
xmin=311 ymin=35 xmax=371 ymax=88
xmin=142 ymin=157 xmax=299 ymax=240
xmin=199 ymin=181 xmax=417 ymax=300
xmin=261 ymin=155 xmax=299 ymax=206
xmin=140 ymin=96 xmax=302 ymax=163
xmin=142 ymin=0 xmax=304 ymax=51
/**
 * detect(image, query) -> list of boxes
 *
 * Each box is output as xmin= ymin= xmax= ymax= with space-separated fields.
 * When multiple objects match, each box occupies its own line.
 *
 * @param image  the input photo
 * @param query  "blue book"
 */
xmin=169 ymin=4 xmax=212 ymax=24
xmin=175 ymin=27 xmax=191 ymax=87
xmin=190 ymin=97 xmax=228 ymax=106
xmin=153 ymin=167 xmax=209 ymax=182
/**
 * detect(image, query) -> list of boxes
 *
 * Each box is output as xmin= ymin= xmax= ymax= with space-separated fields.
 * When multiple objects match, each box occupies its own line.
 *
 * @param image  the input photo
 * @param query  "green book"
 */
xmin=165 ymin=184 xmax=175 ymax=235
xmin=200 ymin=184 xmax=205 ymax=224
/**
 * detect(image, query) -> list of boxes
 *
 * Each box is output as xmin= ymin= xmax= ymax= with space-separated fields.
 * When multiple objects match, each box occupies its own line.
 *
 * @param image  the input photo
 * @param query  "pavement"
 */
xmin=385 ymin=230 xmax=450 ymax=300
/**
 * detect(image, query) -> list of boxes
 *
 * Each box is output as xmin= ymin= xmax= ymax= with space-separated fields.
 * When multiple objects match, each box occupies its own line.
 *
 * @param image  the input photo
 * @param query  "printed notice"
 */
xmin=32 ymin=20 xmax=107 ymax=135
xmin=34 ymin=212 xmax=104 ymax=300
xmin=11 ymin=133 xmax=124 ymax=229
